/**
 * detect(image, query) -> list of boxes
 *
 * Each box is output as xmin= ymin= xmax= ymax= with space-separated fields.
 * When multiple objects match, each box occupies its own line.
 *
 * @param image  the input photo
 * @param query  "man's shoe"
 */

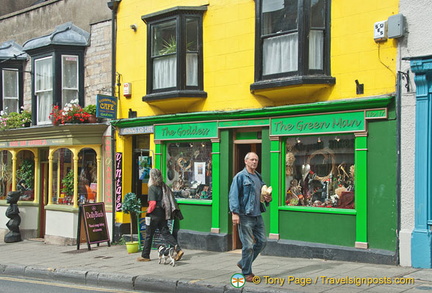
xmin=136 ymin=257 xmax=151 ymax=262
xmin=175 ymin=250 xmax=184 ymax=261
xmin=245 ymin=274 xmax=255 ymax=282
xmin=237 ymin=262 xmax=242 ymax=270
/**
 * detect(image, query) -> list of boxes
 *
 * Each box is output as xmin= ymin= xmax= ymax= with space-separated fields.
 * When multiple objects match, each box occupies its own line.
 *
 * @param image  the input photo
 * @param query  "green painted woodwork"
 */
xmin=269 ymin=137 xmax=280 ymax=235
xmin=154 ymin=121 xmax=218 ymax=140
xmin=125 ymin=96 xmax=396 ymax=251
xmin=219 ymin=130 xmax=232 ymax=234
xmin=236 ymin=131 xmax=259 ymax=140
xmin=260 ymin=128 xmax=271 ymax=229
xmin=176 ymin=199 xmax=211 ymax=205
xmin=366 ymin=120 xmax=397 ymax=251
xmin=211 ymin=140 xmax=221 ymax=230
xmin=279 ymin=211 xmax=356 ymax=246
xmin=219 ymin=118 xmax=269 ymax=128
xmin=365 ymin=109 xmax=387 ymax=119
xmin=155 ymin=143 xmax=162 ymax=170
xmin=112 ymin=96 xmax=393 ymax=128
xmin=355 ymin=135 xmax=368 ymax=244
xmin=177 ymin=204 xmax=212 ymax=232
xmin=271 ymin=111 xmax=365 ymax=136
xmin=279 ymin=205 xmax=357 ymax=214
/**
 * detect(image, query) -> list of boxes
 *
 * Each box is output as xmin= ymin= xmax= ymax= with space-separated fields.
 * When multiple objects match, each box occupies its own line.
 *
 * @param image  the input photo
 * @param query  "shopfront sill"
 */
xmin=45 ymin=204 xmax=79 ymax=212
xmin=0 ymin=200 xmax=38 ymax=207
xmin=279 ymin=205 xmax=357 ymax=215
xmin=176 ymin=199 xmax=212 ymax=205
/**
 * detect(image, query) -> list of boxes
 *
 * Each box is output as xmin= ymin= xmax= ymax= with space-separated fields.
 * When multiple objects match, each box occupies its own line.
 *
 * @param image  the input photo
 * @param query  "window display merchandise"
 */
xmin=165 ymin=141 xmax=212 ymax=200
xmin=284 ymin=135 xmax=355 ymax=209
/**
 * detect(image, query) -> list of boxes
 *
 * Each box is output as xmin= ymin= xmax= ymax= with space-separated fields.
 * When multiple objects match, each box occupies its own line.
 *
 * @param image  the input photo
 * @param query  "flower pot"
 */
xmin=126 ymin=241 xmax=139 ymax=254
xmin=88 ymin=115 xmax=97 ymax=123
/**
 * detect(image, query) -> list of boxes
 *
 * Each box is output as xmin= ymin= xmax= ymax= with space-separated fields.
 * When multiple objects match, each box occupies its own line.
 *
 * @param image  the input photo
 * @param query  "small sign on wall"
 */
xmin=96 ymin=94 xmax=117 ymax=119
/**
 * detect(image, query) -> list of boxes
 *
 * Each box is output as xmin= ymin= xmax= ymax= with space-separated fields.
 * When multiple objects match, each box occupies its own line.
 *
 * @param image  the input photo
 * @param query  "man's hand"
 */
xmin=232 ymin=213 xmax=240 ymax=225
xmin=264 ymin=194 xmax=272 ymax=202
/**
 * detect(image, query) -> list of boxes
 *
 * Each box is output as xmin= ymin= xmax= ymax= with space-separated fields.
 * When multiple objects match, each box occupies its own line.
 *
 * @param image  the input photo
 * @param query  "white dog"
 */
xmin=158 ymin=245 xmax=176 ymax=267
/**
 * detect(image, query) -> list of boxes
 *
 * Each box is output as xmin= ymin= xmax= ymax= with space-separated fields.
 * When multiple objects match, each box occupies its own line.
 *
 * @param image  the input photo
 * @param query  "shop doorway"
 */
xmin=231 ymin=143 xmax=262 ymax=250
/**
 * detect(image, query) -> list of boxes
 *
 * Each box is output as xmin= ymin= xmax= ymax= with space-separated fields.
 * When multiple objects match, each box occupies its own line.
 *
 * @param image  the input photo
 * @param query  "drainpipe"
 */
xmin=107 ymin=0 xmax=121 ymax=243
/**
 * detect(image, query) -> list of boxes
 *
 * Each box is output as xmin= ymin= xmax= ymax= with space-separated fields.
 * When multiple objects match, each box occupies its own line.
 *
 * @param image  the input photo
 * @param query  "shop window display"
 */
xmin=78 ymin=148 xmax=97 ymax=204
xmin=166 ymin=141 xmax=212 ymax=200
xmin=284 ymin=135 xmax=355 ymax=209
xmin=52 ymin=148 xmax=74 ymax=205
xmin=16 ymin=150 xmax=35 ymax=201
xmin=0 ymin=150 xmax=12 ymax=200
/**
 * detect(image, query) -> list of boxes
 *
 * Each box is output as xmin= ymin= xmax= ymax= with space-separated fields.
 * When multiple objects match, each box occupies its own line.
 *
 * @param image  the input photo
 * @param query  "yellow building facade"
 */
xmin=113 ymin=0 xmax=400 ymax=264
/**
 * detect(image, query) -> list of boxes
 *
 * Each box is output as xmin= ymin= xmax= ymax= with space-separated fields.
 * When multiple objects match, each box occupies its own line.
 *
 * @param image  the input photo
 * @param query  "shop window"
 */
xmin=78 ymin=148 xmax=97 ymax=204
xmin=0 ymin=150 xmax=13 ymax=200
xmin=252 ymin=0 xmax=333 ymax=89
xmin=166 ymin=141 xmax=212 ymax=200
xmin=16 ymin=150 xmax=35 ymax=201
xmin=52 ymin=148 xmax=74 ymax=205
xmin=284 ymin=135 xmax=355 ymax=209
xmin=142 ymin=6 xmax=206 ymax=100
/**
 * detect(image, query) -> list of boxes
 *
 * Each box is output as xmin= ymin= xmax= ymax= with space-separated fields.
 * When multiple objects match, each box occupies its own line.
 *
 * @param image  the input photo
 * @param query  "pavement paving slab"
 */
xmin=1 ymin=239 xmax=432 ymax=292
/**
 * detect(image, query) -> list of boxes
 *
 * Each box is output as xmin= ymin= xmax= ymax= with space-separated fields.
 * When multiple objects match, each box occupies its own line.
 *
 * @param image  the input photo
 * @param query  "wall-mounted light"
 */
xmin=355 ymin=80 xmax=364 ymax=95
xmin=317 ymin=137 xmax=321 ymax=143
xmin=128 ymin=109 xmax=137 ymax=118
xmin=296 ymin=137 xmax=301 ymax=144
xmin=130 ymin=24 xmax=137 ymax=32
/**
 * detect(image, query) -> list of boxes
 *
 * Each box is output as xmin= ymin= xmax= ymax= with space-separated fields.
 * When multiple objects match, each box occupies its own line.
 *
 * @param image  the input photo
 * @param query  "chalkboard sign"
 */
xmin=77 ymin=202 xmax=110 ymax=250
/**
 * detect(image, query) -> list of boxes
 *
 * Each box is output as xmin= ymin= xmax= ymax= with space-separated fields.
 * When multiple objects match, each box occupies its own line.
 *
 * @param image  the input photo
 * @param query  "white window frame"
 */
xmin=61 ymin=55 xmax=79 ymax=105
xmin=35 ymin=56 xmax=53 ymax=125
xmin=2 ymin=68 xmax=19 ymax=113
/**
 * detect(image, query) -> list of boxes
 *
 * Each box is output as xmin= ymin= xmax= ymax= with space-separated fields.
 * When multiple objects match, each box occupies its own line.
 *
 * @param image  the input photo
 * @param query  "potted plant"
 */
xmin=83 ymin=104 xmax=97 ymax=123
xmin=49 ymin=99 xmax=91 ymax=125
xmin=121 ymin=192 xmax=142 ymax=253
xmin=61 ymin=170 xmax=74 ymax=204
xmin=0 ymin=109 xmax=32 ymax=130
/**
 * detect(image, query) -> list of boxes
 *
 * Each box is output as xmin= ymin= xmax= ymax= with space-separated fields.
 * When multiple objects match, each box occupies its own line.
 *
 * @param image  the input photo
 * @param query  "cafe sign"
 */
xmin=155 ymin=122 xmax=218 ymax=140
xmin=271 ymin=111 xmax=366 ymax=136
xmin=96 ymin=94 xmax=117 ymax=119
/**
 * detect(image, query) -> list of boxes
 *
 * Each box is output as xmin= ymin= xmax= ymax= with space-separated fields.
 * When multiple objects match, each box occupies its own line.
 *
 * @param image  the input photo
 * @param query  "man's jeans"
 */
xmin=237 ymin=215 xmax=266 ymax=276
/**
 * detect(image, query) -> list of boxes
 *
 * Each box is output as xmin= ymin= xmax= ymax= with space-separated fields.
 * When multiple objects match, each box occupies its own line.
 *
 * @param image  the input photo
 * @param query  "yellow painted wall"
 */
xmin=116 ymin=0 xmax=398 ymax=118
xmin=114 ymin=0 xmax=398 ymax=225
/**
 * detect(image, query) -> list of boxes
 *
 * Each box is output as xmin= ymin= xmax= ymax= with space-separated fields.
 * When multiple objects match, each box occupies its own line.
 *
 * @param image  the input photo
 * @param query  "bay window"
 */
xmin=23 ymin=22 xmax=87 ymax=125
xmin=142 ymin=6 xmax=206 ymax=101
xmin=252 ymin=0 xmax=334 ymax=90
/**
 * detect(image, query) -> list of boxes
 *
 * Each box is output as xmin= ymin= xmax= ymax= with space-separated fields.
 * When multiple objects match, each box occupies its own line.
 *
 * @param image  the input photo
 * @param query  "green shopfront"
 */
xmin=114 ymin=96 xmax=398 ymax=264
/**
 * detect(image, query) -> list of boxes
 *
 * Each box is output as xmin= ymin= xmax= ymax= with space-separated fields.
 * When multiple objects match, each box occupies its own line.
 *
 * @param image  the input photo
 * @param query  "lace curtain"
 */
xmin=263 ymin=33 xmax=298 ymax=75
xmin=153 ymin=54 xmax=198 ymax=89
xmin=35 ymin=58 xmax=53 ymax=124
xmin=2 ymin=69 xmax=19 ymax=113
xmin=309 ymin=30 xmax=324 ymax=70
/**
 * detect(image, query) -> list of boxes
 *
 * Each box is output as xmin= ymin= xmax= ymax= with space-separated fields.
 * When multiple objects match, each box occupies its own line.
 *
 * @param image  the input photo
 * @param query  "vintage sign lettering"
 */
xmin=271 ymin=112 xmax=365 ymax=136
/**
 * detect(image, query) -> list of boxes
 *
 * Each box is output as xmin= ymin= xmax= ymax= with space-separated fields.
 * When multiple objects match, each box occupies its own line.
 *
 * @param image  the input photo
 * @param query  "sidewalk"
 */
xmin=1 ymin=239 xmax=432 ymax=292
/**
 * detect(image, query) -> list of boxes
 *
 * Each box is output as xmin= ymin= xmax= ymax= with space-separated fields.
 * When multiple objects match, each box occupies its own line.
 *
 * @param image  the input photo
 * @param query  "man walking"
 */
xmin=229 ymin=152 xmax=272 ymax=282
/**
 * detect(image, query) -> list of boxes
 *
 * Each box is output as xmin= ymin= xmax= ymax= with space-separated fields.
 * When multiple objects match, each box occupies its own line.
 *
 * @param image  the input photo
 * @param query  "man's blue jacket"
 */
xmin=229 ymin=168 xmax=265 ymax=216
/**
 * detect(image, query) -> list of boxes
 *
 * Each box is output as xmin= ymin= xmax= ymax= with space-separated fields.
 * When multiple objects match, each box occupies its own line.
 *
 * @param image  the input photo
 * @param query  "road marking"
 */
xmin=0 ymin=276 xmax=136 ymax=292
